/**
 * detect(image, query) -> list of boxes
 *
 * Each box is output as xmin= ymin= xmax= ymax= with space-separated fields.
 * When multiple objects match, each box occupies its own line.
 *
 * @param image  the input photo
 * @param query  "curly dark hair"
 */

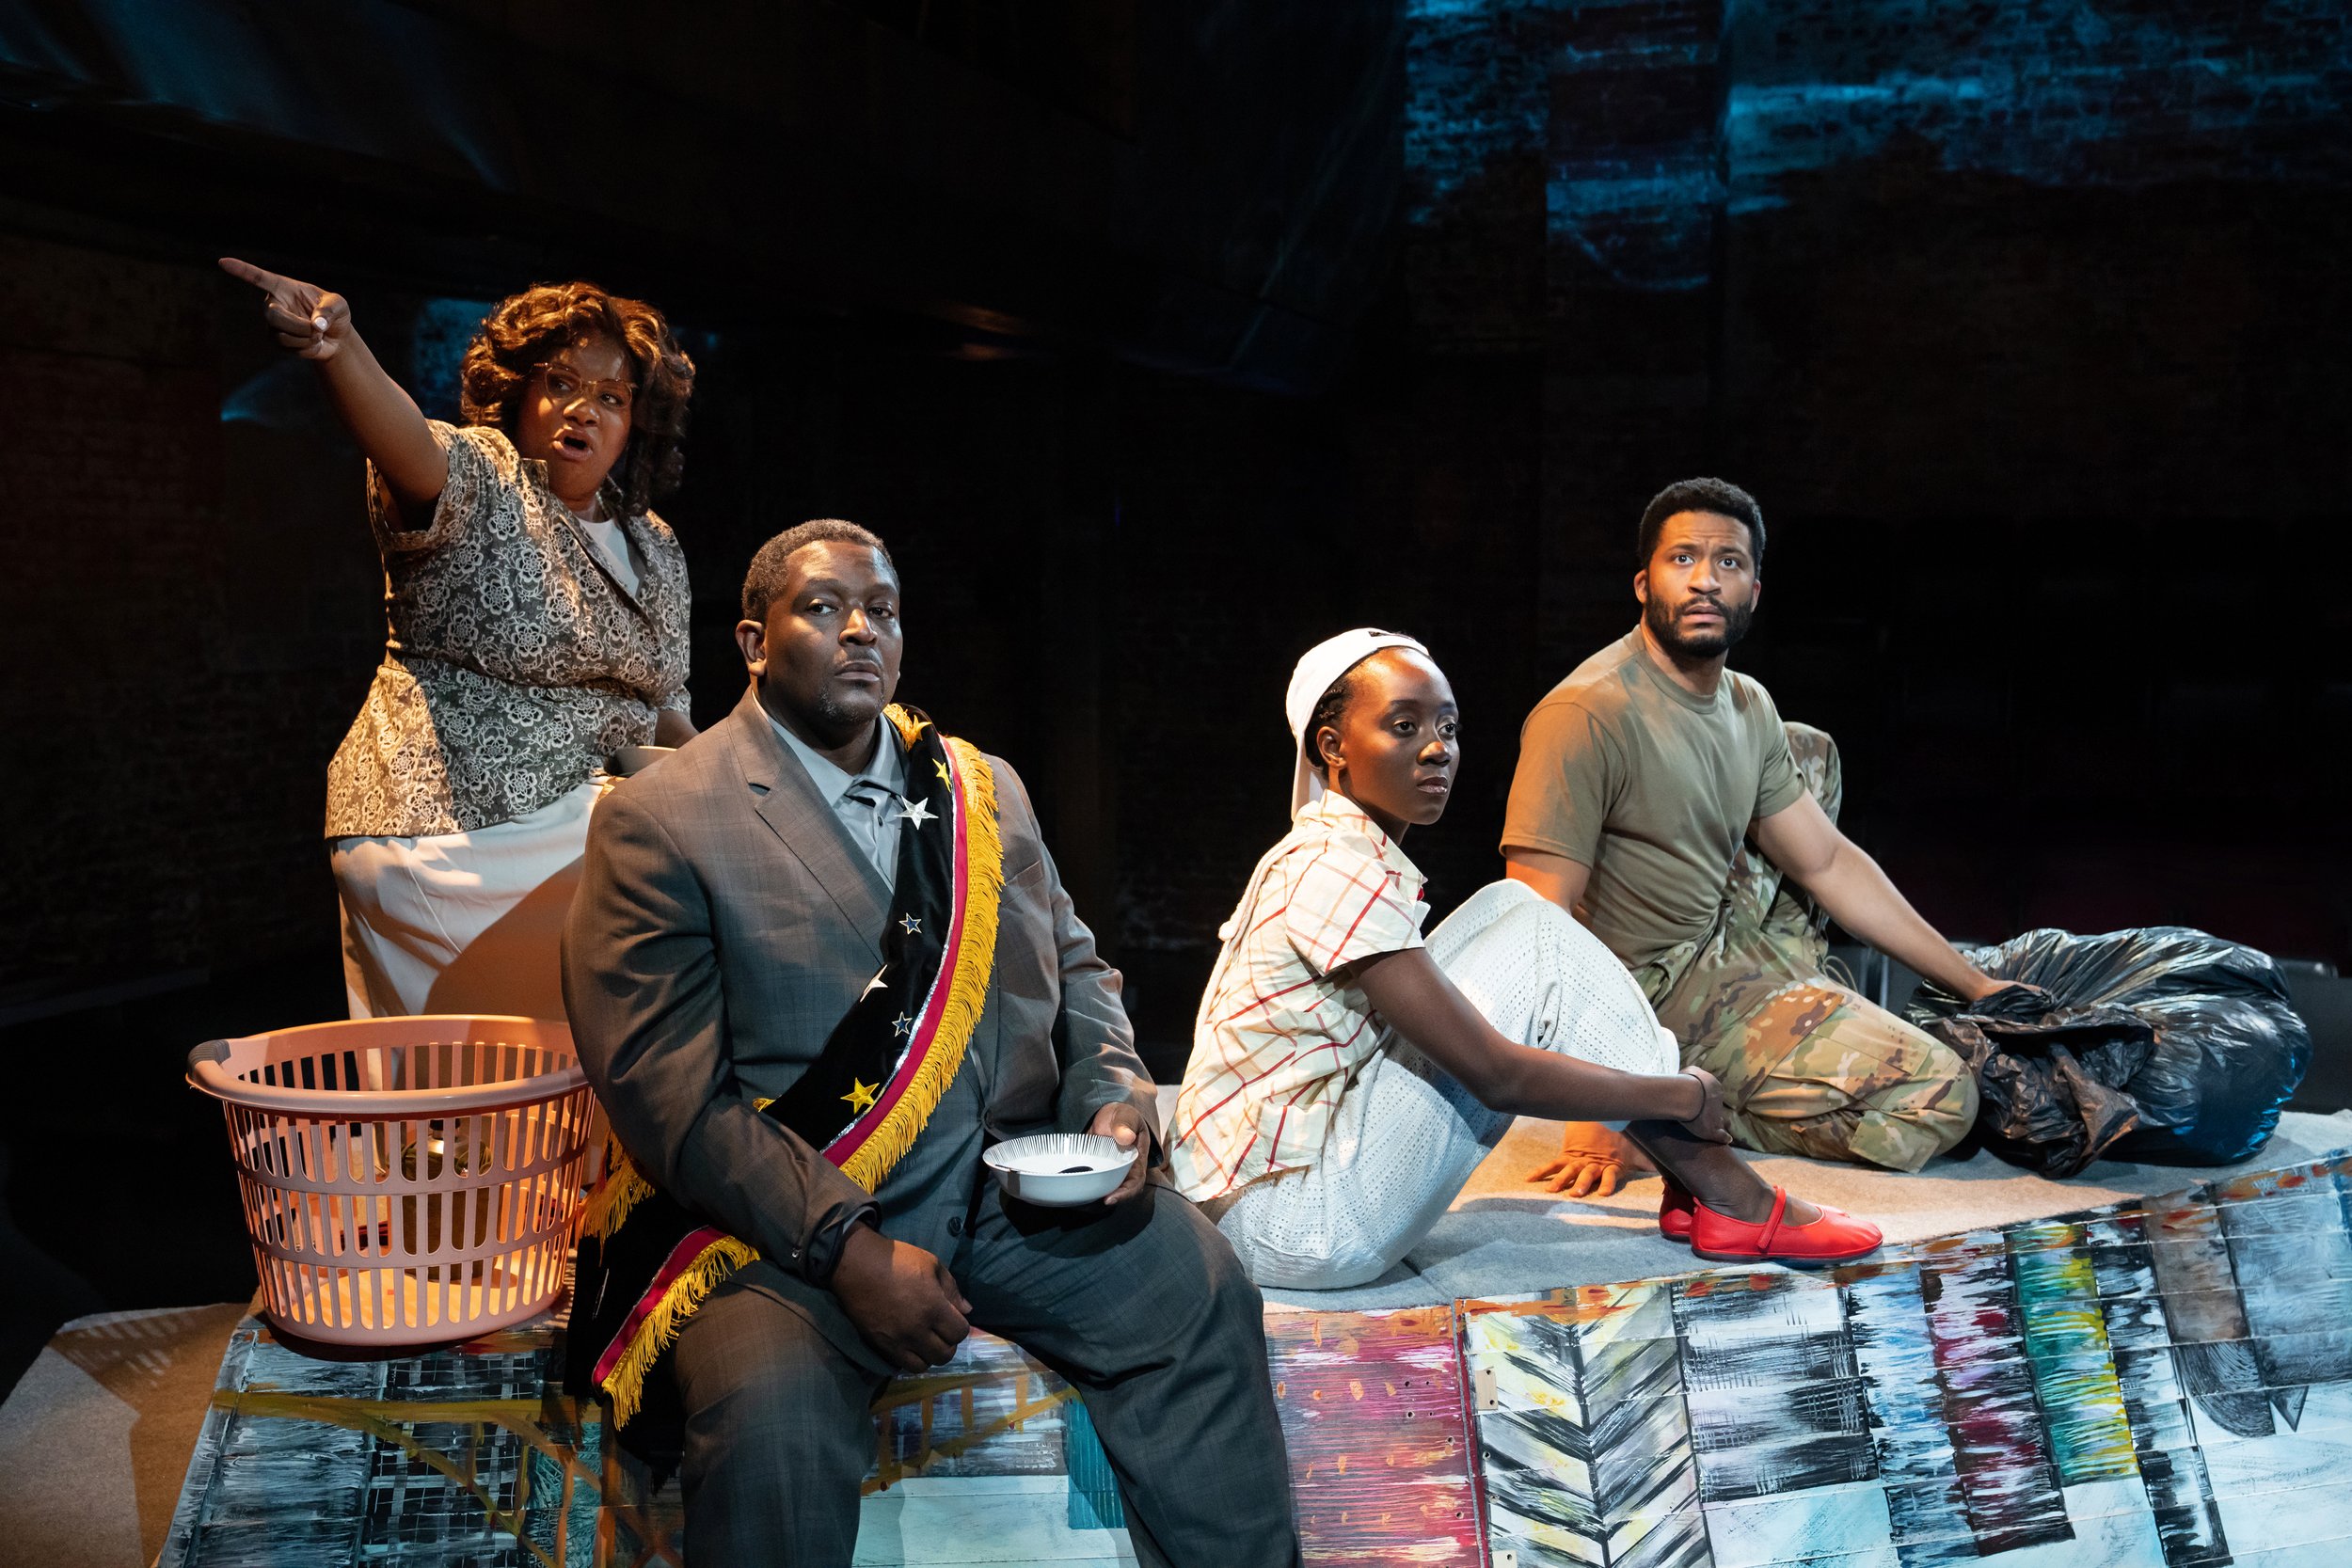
xmin=459 ymin=281 xmax=695 ymax=518
xmin=1637 ymin=477 xmax=1765 ymax=573
xmin=741 ymin=519 xmax=898 ymax=624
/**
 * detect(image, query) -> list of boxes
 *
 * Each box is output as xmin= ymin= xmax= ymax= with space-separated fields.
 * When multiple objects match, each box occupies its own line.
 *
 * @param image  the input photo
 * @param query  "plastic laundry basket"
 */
xmin=187 ymin=1015 xmax=596 ymax=1346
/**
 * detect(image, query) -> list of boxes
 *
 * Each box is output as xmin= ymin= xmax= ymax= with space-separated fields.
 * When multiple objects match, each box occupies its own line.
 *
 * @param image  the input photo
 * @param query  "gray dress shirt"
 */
xmin=765 ymin=709 xmax=909 ymax=889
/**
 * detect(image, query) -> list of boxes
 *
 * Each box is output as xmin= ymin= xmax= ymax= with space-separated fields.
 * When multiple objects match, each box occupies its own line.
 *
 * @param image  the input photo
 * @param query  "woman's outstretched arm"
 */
xmin=218 ymin=257 xmax=448 ymax=515
xmin=1349 ymin=946 xmax=1725 ymax=1136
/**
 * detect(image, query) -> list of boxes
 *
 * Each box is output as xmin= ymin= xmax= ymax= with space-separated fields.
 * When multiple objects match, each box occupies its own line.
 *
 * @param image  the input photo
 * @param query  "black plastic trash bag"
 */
xmin=1907 ymin=927 xmax=2312 ymax=1179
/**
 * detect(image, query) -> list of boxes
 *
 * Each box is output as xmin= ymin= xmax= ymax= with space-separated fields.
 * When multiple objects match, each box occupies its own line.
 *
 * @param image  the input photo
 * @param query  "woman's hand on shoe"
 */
xmin=830 ymin=1223 xmax=972 ymax=1372
xmin=1677 ymin=1067 xmax=1733 ymax=1144
xmin=1524 ymin=1121 xmax=1655 ymax=1196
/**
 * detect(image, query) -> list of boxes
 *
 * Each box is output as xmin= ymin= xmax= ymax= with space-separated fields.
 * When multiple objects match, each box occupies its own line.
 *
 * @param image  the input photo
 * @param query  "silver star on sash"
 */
xmin=861 ymin=970 xmax=889 ymax=998
xmin=897 ymin=796 xmax=937 ymax=829
xmin=899 ymin=914 xmax=922 ymax=936
xmin=892 ymin=1012 xmax=915 ymax=1037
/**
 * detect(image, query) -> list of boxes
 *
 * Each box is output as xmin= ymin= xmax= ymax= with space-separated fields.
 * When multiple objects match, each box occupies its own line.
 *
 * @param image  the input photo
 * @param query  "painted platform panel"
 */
xmin=156 ymin=1318 xmax=1133 ymax=1568
xmin=159 ymin=1151 xmax=2352 ymax=1568
xmin=1446 ymin=1152 xmax=2352 ymax=1568
xmin=1263 ymin=1306 xmax=1484 ymax=1565
xmin=1463 ymin=1282 xmax=1708 ymax=1568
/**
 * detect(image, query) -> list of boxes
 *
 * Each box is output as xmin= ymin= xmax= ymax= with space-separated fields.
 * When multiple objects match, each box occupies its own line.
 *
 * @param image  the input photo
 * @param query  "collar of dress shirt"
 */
xmin=1295 ymin=790 xmax=1427 ymax=897
xmin=766 ymin=706 xmax=907 ymax=808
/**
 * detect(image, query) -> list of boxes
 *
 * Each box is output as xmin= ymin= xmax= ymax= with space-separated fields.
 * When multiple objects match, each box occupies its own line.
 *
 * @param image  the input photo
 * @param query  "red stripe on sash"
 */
xmin=593 ymin=1226 xmax=723 ymax=1387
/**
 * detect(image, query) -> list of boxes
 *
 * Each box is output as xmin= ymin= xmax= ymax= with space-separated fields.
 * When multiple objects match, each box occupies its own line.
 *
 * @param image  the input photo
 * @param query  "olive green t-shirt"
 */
xmin=1502 ymin=628 xmax=1806 ymax=972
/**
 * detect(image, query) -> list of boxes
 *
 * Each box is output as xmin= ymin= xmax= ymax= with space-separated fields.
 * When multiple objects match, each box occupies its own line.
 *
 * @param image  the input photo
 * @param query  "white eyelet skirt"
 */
xmin=330 ymin=778 xmax=603 ymax=1021
xmin=1208 ymin=878 xmax=1678 ymax=1291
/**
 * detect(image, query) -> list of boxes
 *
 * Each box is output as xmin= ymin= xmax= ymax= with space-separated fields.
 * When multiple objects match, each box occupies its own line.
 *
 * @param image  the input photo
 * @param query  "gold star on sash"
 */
xmin=934 ymin=759 xmax=952 ymax=786
xmin=841 ymin=1078 xmax=880 ymax=1114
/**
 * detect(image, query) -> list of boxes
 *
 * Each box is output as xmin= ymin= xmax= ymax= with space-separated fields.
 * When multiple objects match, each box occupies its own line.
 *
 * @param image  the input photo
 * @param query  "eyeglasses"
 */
xmin=536 ymin=360 xmax=636 ymax=413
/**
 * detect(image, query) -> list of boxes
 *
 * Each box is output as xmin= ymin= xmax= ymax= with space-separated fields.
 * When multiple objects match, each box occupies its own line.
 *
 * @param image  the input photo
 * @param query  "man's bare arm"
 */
xmin=1504 ymin=847 xmax=1592 ymax=922
xmin=1749 ymin=792 xmax=2005 ymax=1002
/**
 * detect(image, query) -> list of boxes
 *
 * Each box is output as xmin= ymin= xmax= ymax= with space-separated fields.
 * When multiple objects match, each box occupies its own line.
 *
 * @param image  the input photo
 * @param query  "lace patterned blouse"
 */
xmin=324 ymin=420 xmax=691 ymax=840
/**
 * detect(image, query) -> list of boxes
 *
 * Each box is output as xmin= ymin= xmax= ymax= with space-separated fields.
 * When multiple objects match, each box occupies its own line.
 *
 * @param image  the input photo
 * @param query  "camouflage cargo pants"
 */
xmin=1633 ymin=724 xmax=1978 ymax=1172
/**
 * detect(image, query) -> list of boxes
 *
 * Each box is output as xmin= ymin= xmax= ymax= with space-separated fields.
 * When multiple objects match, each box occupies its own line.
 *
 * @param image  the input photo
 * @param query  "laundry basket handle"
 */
xmin=186 ymin=1030 xmax=585 ymax=1117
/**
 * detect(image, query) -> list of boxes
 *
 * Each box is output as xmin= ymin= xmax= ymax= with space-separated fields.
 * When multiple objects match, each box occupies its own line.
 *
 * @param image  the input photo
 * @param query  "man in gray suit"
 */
xmin=564 ymin=518 xmax=1299 ymax=1566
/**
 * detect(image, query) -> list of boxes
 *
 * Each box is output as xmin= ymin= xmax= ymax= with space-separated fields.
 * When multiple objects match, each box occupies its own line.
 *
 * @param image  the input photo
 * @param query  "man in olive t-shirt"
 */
xmin=1507 ymin=626 xmax=1808 ymax=981
xmin=1504 ymin=479 xmax=2026 ymax=1179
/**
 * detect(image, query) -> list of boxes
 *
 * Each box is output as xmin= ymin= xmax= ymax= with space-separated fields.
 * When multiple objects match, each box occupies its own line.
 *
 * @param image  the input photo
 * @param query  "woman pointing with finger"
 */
xmin=220 ymin=257 xmax=699 ymax=1019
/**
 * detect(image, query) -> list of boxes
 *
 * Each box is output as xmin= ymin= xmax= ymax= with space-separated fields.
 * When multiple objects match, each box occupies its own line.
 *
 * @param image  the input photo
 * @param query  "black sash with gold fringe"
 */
xmin=567 ymin=705 xmax=1002 ymax=1426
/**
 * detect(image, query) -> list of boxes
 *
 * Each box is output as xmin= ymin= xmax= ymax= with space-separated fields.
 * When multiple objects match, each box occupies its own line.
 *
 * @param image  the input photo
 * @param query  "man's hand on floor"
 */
xmin=1524 ymin=1120 xmax=1658 ymax=1198
xmin=831 ymin=1224 xmax=972 ymax=1371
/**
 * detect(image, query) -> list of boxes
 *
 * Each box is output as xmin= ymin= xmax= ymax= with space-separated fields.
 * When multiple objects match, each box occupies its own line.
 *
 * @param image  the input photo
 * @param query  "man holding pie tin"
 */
xmin=562 ymin=518 xmax=1300 ymax=1566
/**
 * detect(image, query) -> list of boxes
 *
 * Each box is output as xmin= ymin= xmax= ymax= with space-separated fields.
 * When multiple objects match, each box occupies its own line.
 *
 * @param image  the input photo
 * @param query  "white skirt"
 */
xmin=1212 ymin=878 xmax=1678 ymax=1291
xmin=331 ymin=779 xmax=601 ymax=1020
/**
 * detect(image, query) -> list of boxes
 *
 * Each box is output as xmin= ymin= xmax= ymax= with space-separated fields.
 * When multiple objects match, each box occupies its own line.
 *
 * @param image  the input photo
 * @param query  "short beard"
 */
xmin=760 ymin=679 xmax=882 ymax=747
xmin=807 ymin=684 xmax=882 ymax=740
xmin=1645 ymin=593 xmax=1753 ymax=660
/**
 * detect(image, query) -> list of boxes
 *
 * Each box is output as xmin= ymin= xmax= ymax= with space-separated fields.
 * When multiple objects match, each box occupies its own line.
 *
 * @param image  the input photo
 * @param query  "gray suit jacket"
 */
xmin=563 ymin=687 xmax=1158 ymax=1359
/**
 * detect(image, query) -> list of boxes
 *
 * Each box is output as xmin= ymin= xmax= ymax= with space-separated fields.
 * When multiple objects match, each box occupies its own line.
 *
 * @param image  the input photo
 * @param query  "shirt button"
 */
xmin=947 ymin=1216 xmax=964 ymax=1237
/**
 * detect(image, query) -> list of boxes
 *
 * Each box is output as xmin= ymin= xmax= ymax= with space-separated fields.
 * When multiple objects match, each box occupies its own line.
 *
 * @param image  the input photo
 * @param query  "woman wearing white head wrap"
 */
xmin=1167 ymin=630 xmax=1878 ymax=1287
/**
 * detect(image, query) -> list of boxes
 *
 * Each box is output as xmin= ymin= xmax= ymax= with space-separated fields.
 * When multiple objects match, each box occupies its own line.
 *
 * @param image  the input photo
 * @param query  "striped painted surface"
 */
xmin=159 ymin=1150 xmax=2352 ymax=1568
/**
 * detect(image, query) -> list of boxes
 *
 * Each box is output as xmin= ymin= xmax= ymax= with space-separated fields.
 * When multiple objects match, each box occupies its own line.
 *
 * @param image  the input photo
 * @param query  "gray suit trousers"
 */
xmin=670 ymin=1184 xmax=1300 ymax=1568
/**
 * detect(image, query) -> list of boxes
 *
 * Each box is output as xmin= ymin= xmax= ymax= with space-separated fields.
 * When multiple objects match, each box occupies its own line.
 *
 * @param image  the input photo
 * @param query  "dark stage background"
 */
xmin=3 ymin=0 xmax=2347 ymax=1388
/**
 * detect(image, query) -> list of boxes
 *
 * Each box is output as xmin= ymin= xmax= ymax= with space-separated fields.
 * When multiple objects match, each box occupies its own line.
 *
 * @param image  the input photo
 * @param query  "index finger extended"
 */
xmin=216 ymin=256 xmax=281 ymax=292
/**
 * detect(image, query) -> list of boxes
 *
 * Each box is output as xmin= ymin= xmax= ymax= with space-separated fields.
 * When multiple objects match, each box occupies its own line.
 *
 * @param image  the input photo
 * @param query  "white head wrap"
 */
xmin=1284 ymin=628 xmax=1431 ymax=818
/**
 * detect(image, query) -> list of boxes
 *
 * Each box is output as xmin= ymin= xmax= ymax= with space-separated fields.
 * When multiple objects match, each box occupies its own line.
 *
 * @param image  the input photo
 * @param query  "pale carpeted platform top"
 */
xmin=1252 ymin=1106 xmax=2352 ymax=1311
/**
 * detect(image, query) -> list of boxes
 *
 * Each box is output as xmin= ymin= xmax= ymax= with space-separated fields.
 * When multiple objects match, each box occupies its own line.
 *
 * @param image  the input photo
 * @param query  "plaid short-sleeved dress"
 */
xmin=1169 ymin=794 xmax=1432 ymax=1202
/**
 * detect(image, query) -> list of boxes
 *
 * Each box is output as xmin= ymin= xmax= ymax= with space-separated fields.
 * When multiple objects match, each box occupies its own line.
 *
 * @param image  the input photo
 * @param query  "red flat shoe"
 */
xmin=1659 ymin=1178 xmax=1695 ymax=1243
xmin=1689 ymin=1186 xmax=1881 ymax=1264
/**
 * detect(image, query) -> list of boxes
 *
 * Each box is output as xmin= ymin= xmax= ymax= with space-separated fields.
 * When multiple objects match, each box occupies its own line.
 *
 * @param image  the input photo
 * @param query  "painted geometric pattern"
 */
xmin=1464 ymin=1281 xmax=1708 ymax=1568
xmin=156 ymin=1317 xmax=1143 ymax=1568
xmin=1463 ymin=1151 xmax=2352 ymax=1568
xmin=161 ymin=1150 xmax=2352 ymax=1568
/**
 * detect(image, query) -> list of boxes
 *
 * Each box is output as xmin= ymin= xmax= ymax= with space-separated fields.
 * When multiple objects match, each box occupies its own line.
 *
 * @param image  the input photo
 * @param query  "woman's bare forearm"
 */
xmin=1486 ymin=1048 xmax=1700 ymax=1123
xmin=1352 ymin=947 xmax=1698 ymax=1122
xmin=313 ymin=332 xmax=448 ymax=509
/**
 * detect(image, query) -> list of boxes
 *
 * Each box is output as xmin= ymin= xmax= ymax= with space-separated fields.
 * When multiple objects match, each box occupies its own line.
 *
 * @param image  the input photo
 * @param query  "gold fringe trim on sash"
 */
xmin=581 ymin=1139 xmax=654 ymax=1243
xmin=600 ymin=1232 xmax=759 ymax=1428
xmin=837 ymin=733 xmax=1003 ymax=1193
xmin=594 ymin=707 xmax=999 ymax=1427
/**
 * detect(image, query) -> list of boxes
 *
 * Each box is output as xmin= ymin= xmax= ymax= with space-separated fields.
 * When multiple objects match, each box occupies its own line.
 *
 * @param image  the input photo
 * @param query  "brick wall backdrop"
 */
xmin=2 ymin=0 xmax=2345 ymax=1050
xmin=0 ymin=5 xmax=2346 ymax=1360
